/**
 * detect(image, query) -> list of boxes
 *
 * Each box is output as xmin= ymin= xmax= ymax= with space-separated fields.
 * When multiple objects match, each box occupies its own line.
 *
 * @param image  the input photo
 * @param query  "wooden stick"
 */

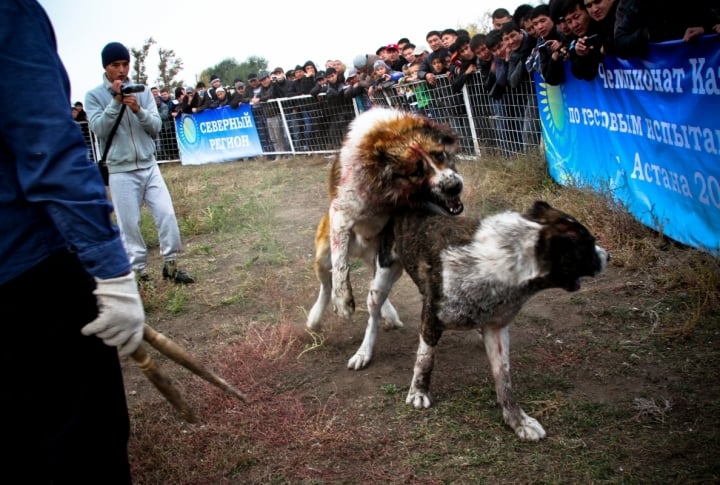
xmin=131 ymin=345 xmax=198 ymax=423
xmin=142 ymin=325 xmax=247 ymax=403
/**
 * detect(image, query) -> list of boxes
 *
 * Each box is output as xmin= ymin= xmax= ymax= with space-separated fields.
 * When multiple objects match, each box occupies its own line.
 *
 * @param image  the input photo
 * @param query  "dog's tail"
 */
xmin=328 ymin=154 xmax=341 ymax=200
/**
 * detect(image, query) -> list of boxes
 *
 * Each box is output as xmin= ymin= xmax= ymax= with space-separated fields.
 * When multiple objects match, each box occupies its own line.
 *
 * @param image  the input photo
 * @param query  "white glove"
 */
xmin=81 ymin=273 xmax=145 ymax=357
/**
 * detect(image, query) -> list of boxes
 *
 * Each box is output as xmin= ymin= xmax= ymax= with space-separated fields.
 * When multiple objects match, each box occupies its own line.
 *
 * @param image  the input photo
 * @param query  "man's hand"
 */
xmin=683 ymin=26 xmax=705 ymax=42
xmin=121 ymin=94 xmax=141 ymax=113
xmin=81 ymin=273 xmax=145 ymax=357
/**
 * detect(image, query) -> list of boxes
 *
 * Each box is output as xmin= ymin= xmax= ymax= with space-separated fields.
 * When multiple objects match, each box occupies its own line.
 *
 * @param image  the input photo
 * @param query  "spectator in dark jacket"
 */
xmin=501 ymin=22 xmax=536 ymax=89
xmin=554 ymin=0 xmax=603 ymax=80
xmin=614 ymin=0 xmax=720 ymax=59
xmin=257 ymin=70 xmax=288 ymax=153
xmin=526 ymin=3 xmax=569 ymax=86
xmin=448 ymin=35 xmax=478 ymax=93
xmin=229 ymin=79 xmax=249 ymax=108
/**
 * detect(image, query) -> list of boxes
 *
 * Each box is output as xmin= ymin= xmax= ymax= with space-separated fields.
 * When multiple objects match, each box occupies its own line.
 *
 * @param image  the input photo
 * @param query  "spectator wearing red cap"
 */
xmin=385 ymin=43 xmax=406 ymax=71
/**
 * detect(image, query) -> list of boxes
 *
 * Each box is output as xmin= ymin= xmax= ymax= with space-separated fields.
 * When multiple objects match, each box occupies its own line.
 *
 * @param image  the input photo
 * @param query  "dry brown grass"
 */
xmin=125 ymin=153 xmax=720 ymax=484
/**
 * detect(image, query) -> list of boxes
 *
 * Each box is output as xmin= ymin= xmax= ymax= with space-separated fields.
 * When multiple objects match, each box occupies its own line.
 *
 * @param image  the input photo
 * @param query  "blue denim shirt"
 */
xmin=0 ymin=0 xmax=131 ymax=285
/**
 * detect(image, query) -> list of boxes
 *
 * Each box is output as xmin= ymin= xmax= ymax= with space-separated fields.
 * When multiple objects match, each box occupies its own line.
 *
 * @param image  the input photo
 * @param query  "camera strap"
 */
xmin=99 ymin=104 xmax=127 ymax=164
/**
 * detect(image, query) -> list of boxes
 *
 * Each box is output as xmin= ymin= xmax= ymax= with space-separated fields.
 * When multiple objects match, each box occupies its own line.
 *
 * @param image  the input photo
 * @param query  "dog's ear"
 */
xmin=525 ymin=200 xmax=552 ymax=223
xmin=550 ymin=218 xmax=582 ymax=240
xmin=422 ymin=119 xmax=459 ymax=152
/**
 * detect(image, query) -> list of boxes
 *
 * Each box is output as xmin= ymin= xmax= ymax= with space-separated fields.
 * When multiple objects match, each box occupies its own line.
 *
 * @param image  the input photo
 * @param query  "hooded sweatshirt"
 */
xmin=85 ymin=73 xmax=161 ymax=174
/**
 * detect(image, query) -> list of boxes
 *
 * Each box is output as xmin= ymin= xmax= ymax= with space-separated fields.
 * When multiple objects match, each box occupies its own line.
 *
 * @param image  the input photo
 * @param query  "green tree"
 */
xmin=128 ymin=37 xmax=185 ymax=90
xmin=157 ymin=47 xmax=184 ymax=90
xmin=200 ymin=55 xmax=268 ymax=86
xmin=130 ymin=37 xmax=156 ymax=85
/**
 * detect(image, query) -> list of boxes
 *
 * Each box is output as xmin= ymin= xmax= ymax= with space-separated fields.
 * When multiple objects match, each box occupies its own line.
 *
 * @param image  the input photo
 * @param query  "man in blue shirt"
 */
xmin=0 ymin=1 xmax=145 ymax=482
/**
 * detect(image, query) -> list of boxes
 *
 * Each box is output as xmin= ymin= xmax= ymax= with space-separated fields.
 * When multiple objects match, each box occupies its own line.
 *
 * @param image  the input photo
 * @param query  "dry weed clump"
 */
xmin=631 ymin=397 xmax=673 ymax=424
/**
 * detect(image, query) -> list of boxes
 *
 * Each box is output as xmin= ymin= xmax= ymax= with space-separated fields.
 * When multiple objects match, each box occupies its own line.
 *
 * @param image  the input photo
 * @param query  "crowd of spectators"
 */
xmin=73 ymin=1 xmax=720 ymax=158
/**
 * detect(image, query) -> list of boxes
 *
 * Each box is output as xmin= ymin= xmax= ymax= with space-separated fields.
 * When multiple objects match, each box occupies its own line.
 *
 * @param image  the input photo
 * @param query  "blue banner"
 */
xmin=175 ymin=104 xmax=262 ymax=165
xmin=537 ymin=35 xmax=720 ymax=254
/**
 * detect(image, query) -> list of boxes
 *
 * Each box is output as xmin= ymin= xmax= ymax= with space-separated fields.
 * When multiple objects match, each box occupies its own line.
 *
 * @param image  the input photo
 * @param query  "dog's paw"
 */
xmin=331 ymin=294 xmax=355 ymax=320
xmin=514 ymin=412 xmax=546 ymax=441
xmin=306 ymin=306 xmax=324 ymax=331
xmin=406 ymin=389 xmax=432 ymax=409
xmin=381 ymin=316 xmax=404 ymax=330
xmin=380 ymin=301 xmax=404 ymax=329
xmin=347 ymin=351 xmax=372 ymax=370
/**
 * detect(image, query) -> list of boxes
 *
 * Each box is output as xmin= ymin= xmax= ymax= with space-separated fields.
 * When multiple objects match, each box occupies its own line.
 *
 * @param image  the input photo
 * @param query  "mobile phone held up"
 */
xmin=583 ymin=34 xmax=602 ymax=48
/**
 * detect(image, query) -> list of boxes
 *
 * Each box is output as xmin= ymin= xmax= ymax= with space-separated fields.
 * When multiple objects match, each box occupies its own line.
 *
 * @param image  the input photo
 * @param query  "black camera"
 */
xmin=583 ymin=34 xmax=602 ymax=48
xmin=121 ymin=84 xmax=145 ymax=95
xmin=539 ymin=40 xmax=554 ymax=54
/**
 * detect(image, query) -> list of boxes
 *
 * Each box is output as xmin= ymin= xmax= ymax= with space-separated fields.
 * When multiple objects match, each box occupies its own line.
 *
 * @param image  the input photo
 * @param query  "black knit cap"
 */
xmin=101 ymin=42 xmax=130 ymax=67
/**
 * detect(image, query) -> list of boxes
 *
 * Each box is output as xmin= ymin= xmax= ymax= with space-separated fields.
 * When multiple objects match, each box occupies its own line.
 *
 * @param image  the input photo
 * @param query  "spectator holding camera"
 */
xmin=269 ymin=67 xmax=288 ymax=89
xmin=85 ymin=41 xmax=193 ymax=285
xmin=527 ymin=3 xmax=569 ymax=85
xmin=554 ymin=0 xmax=604 ymax=80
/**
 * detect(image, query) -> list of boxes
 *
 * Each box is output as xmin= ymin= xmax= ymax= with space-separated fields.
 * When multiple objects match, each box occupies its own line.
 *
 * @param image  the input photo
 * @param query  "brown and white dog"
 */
xmin=306 ymin=108 xmax=464 ymax=345
xmin=364 ymin=200 xmax=609 ymax=440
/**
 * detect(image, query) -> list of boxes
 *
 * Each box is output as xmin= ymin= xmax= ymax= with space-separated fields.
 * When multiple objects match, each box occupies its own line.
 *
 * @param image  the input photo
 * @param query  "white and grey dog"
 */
xmin=352 ymin=200 xmax=608 ymax=441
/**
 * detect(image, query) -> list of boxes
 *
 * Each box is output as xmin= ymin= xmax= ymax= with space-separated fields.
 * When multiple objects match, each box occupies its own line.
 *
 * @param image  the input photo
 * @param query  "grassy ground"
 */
xmin=124 ymin=152 xmax=720 ymax=484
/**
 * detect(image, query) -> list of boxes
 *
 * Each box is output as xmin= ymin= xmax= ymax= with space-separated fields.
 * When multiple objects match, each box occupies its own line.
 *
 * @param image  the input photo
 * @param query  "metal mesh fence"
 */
xmin=80 ymin=72 xmax=541 ymax=163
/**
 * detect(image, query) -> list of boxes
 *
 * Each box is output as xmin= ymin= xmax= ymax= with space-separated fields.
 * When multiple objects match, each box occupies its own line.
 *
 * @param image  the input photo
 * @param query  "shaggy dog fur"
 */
xmin=359 ymin=201 xmax=609 ymax=441
xmin=306 ymin=108 xmax=464 ymax=335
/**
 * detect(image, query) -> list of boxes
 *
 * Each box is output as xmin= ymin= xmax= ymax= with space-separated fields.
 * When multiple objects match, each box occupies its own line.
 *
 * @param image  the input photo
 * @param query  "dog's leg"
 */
xmin=405 ymin=335 xmax=436 ymax=409
xmin=307 ymin=214 xmax=333 ymax=330
xmin=483 ymin=325 xmax=546 ymax=441
xmin=360 ymin=243 xmax=403 ymax=330
xmin=380 ymin=299 xmax=403 ymax=330
xmin=306 ymin=247 xmax=331 ymax=330
xmin=347 ymin=259 xmax=403 ymax=370
xmin=329 ymin=208 xmax=355 ymax=320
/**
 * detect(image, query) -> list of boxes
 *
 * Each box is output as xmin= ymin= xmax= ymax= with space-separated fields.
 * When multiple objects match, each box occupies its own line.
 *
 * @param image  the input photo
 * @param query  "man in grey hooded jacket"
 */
xmin=85 ymin=42 xmax=193 ymax=284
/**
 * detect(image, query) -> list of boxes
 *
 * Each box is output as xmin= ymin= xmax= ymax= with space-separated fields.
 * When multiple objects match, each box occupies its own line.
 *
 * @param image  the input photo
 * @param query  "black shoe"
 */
xmin=136 ymin=270 xmax=151 ymax=282
xmin=162 ymin=261 xmax=195 ymax=284
xmin=135 ymin=269 xmax=156 ymax=289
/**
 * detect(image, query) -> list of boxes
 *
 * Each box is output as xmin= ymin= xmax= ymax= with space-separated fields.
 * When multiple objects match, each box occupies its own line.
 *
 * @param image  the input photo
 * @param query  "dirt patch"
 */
xmin=125 ymin=158 xmax=720 ymax=484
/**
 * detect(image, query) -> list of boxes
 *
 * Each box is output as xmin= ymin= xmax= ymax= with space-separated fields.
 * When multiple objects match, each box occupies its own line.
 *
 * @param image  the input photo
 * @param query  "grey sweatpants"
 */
xmin=108 ymin=164 xmax=183 ymax=272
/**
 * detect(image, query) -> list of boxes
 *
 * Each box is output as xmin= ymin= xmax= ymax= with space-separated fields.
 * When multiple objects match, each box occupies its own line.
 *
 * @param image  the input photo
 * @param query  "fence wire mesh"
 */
xmin=79 ymin=72 xmax=542 ymax=163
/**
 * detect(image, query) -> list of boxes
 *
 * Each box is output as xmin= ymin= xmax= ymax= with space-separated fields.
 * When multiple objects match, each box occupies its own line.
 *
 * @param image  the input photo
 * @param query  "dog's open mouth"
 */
xmin=424 ymin=197 xmax=464 ymax=216
xmin=444 ymin=196 xmax=464 ymax=215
